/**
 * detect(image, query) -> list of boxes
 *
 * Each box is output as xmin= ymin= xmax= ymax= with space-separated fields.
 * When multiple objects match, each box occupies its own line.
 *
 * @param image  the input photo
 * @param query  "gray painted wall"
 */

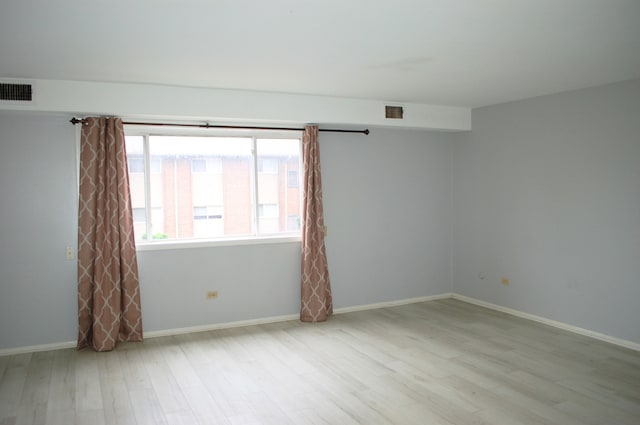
xmin=137 ymin=242 xmax=302 ymax=333
xmin=0 ymin=112 xmax=78 ymax=349
xmin=322 ymin=128 xmax=453 ymax=307
xmin=453 ymin=79 xmax=640 ymax=344
xmin=5 ymin=79 xmax=637 ymax=351
xmin=0 ymin=116 xmax=454 ymax=349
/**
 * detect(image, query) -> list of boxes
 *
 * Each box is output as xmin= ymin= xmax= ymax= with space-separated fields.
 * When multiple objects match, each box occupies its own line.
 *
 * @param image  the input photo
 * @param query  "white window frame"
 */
xmin=258 ymin=203 xmax=279 ymax=218
xmin=193 ymin=205 xmax=223 ymax=220
xmin=125 ymin=125 xmax=303 ymax=250
xmin=258 ymin=158 xmax=278 ymax=174
xmin=192 ymin=158 xmax=222 ymax=174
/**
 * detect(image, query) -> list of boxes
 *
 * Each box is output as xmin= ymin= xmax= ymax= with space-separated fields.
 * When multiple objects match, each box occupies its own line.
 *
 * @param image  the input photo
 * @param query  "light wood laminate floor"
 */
xmin=1 ymin=299 xmax=639 ymax=424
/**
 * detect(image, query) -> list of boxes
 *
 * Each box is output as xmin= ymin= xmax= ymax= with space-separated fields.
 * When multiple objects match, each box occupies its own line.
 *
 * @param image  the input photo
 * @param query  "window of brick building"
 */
xmin=124 ymin=130 xmax=302 ymax=245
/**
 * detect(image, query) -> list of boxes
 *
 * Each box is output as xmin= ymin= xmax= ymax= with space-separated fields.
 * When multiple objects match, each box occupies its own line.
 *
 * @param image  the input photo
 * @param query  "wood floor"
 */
xmin=1 ymin=299 xmax=639 ymax=425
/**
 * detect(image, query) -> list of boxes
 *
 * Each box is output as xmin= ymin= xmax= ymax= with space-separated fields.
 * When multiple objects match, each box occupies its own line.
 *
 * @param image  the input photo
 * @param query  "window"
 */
xmin=258 ymin=158 xmax=278 ymax=174
xmin=287 ymin=214 xmax=300 ymax=231
xmin=128 ymin=156 xmax=161 ymax=173
xmin=193 ymin=205 xmax=223 ymax=220
xmin=192 ymin=158 xmax=222 ymax=174
xmin=150 ymin=157 xmax=162 ymax=173
xmin=128 ymin=157 xmax=144 ymax=173
xmin=258 ymin=204 xmax=278 ymax=218
xmin=132 ymin=208 xmax=146 ymax=222
xmin=124 ymin=130 xmax=302 ymax=244
xmin=287 ymin=169 xmax=299 ymax=188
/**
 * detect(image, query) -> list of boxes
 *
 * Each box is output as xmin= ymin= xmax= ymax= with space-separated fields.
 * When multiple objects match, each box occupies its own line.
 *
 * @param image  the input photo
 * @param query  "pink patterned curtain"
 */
xmin=300 ymin=125 xmax=333 ymax=322
xmin=77 ymin=117 xmax=143 ymax=351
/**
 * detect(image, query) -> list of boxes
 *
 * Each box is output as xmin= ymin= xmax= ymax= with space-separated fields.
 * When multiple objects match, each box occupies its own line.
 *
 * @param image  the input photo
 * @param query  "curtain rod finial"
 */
xmin=70 ymin=117 xmax=87 ymax=125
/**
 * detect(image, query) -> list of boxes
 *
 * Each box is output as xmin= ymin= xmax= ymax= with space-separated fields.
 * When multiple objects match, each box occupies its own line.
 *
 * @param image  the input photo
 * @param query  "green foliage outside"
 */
xmin=141 ymin=233 xmax=169 ymax=240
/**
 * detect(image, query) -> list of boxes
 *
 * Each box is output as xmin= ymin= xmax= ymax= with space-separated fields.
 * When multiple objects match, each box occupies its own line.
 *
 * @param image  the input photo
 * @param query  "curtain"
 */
xmin=300 ymin=125 xmax=333 ymax=322
xmin=77 ymin=117 xmax=143 ymax=351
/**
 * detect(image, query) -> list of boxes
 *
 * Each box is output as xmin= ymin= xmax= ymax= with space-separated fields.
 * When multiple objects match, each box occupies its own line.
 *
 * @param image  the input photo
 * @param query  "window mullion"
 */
xmin=143 ymin=134 xmax=153 ymax=241
xmin=251 ymin=137 xmax=260 ymax=235
xmin=298 ymin=138 xmax=303 ymax=231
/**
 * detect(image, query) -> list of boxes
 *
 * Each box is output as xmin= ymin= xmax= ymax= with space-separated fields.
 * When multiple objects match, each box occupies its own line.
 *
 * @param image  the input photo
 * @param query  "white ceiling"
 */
xmin=1 ymin=0 xmax=639 ymax=108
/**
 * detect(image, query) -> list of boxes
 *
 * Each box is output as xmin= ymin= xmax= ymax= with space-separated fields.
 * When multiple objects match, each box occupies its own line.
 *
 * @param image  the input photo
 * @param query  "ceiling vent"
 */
xmin=385 ymin=105 xmax=403 ymax=119
xmin=0 ymin=80 xmax=34 ymax=103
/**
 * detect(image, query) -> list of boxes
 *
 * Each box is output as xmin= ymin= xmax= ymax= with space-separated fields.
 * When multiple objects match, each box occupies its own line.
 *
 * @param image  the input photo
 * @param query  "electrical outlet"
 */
xmin=65 ymin=246 xmax=74 ymax=260
xmin=501 ymin=277 xmax=510 ymax=286
xmin=206 ymin=291 xmax=218 ymax=299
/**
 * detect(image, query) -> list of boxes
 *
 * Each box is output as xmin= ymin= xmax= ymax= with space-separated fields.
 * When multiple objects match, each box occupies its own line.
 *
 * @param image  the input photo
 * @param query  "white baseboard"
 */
xmin=451 ymin=293 xmax=640 ymax=352
xmin=145 ymin=293 xmax=454 ymax=339
xmin=3 ymin=292 xmax=637 ymax=355
xmin=334 ymin=293 xmax=453 ymax=314
xmin=0 ymin=340 xmax=76 ymax=356
xmin=144 ymin=313 xmax=300 ymax=339
xmin=0 ymin=314 xmax=302 ymax=357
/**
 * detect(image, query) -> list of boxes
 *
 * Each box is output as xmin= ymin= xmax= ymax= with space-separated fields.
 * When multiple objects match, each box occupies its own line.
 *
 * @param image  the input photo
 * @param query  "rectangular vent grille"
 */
xmin=0 ymin=83 xmax=33 ymax=101
xmin=385 ymin=105 xmax=403 ymax=119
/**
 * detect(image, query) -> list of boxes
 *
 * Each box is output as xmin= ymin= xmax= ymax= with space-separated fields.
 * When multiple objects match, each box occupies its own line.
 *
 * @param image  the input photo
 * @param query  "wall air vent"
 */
xmin=0 ymin=80 xmax=34 ymax=102
xmin=385 ymin=105 xmax=403 ymax=119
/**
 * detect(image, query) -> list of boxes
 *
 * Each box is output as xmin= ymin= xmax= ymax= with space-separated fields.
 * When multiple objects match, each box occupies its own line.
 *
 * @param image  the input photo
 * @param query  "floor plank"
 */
xmin=1 ymin=299 xmax=639 ymax=424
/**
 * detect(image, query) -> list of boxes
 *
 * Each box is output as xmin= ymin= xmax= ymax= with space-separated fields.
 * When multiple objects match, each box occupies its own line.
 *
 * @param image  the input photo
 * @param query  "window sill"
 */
xmin=135 ymin=234 xmax=301 ymax=252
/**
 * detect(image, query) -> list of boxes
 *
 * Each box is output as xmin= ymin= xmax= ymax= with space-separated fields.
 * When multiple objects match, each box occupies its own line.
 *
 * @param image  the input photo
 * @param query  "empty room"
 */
xmin=1 ymin=1 xmax=639 ymax=424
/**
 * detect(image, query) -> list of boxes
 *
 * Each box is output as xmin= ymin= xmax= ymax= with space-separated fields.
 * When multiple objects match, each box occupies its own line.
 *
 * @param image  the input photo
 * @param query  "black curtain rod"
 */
xmin=69 ymin=117 xmax=369 ymax=135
